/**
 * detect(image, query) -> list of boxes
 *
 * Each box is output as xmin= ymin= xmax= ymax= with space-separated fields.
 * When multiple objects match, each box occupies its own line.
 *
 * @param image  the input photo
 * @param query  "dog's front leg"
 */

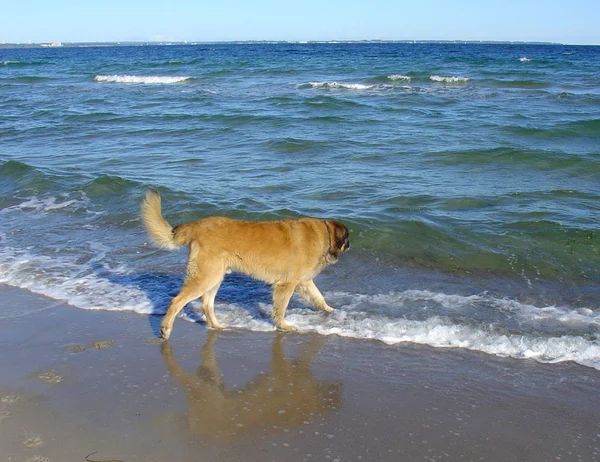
xmin=272 ymin=282 xmax=298 ymax=331
xmin=297 ymin=280 xmax=334 ymax=312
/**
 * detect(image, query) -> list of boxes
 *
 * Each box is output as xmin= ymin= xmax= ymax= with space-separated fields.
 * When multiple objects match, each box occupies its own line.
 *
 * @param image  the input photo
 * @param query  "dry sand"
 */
xmin=1 ymin=284 xmax=599 ymax=461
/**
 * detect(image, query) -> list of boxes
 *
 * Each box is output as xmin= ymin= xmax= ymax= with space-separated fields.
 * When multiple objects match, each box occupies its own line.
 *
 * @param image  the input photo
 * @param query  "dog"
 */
xmin=140 ymin=190 xmax=349 ymax=339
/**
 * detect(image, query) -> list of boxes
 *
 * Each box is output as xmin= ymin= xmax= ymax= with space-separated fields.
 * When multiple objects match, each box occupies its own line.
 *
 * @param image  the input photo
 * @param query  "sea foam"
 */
xmin=388 ymin=74 xmax=411 ymax=81
xmin=1 ymin=246 xmax=598 ymax=370
xmin=430 ymin=75 xmax=470 ymax=84
xmin=300 ymin=81 xmax=385 ymax=91
xmin=1 ymin=196 xmax=87 ymax=215
xmin=94 ymin=75 xmax=192 ymax=84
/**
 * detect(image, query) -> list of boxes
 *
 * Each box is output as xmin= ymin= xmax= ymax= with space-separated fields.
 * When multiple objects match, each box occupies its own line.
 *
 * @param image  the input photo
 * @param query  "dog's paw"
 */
xmin=159 ymin=325 xmax=172 ymax=340
xmin=208 ymin=321 xmax=228 ymax=329
xmin=276 ymin=322 xmax=298 ymax=332
xmin=320 ymin=305 xmax=335 ymax=313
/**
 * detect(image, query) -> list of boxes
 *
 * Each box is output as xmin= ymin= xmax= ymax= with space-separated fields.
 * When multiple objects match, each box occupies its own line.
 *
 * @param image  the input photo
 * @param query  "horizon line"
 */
xmin=4 ymin=39 xmax=593 ymax=48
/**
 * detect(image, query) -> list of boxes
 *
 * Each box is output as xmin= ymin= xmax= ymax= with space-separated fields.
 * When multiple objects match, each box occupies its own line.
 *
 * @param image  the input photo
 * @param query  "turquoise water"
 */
xmin=1 ymin=43 xmax=599 ymax=368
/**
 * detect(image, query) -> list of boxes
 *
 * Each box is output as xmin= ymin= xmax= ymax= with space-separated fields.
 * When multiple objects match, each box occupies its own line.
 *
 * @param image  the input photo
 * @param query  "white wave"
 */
xmin=388 ymin=74 xmax=411 ymax=81
xmin=290 ymin=313 xmax=600 ymax=368
xmin=1 ymin=248 xmax=598 ymax=370
xmin=0 ymin=194 xmax=95 ymax=216
xmin=301 ymin=81 xmax=382 ymax=91
xmin=430 ymin=75 xmax=470 ymax=84
xmin=94 ymin=75 xmax=192 ymax=84
xmin=0 ymin=248 xmax=157 ymax=314
xmin=519 ymin=57 xmax=533 ymax=62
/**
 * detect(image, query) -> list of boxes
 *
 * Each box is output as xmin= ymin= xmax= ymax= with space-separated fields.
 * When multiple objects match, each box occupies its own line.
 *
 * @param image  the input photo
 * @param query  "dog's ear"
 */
xmin=328 ymin=221 xmax=350 ymax=255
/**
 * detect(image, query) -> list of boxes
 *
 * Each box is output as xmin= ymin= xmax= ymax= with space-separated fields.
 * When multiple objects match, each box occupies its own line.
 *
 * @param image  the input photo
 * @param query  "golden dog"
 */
xmin=140 ymin=190 xmax=349 ymax=339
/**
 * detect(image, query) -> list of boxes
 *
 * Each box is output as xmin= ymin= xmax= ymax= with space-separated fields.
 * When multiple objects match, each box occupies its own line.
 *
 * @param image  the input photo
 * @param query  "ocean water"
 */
xmin=1 ymin=43 xmax=599 ymax=369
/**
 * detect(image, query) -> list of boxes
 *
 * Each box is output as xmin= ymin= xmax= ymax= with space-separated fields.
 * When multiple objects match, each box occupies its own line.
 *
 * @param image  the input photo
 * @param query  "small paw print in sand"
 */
xmin=1 ymin=393 xmax=21 ymax=404
xmin=93 ymin=340 xmax=114 ymax=349
xmin=38 ymin=371 xmax=63 ymax=384
xmin=64 ymin=345 xmax=87 ymax=353
xmin=0 ymin=410 xmax=10 ymax=422
xmin=23 ymin=436 xmax=44 ymax=447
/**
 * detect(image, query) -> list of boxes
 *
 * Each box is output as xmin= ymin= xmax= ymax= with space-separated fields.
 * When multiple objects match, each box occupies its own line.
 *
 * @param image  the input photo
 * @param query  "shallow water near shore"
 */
xmin=1 ymin=43 xmax=599 ymax=369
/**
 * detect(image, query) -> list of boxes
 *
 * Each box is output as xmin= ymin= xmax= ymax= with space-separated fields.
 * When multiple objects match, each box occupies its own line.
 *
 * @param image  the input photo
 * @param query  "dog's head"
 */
xmin=326 ymin=220 xmax=350 ymax=260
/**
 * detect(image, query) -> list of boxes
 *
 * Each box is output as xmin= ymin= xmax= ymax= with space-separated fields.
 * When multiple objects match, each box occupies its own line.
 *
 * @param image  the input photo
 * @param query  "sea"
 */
xmin=1 ymin=42 xmax=598 ymax=369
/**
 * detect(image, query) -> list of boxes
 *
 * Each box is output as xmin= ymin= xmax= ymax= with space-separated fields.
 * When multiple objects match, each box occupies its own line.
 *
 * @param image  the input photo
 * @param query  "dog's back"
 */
xmin=174 ymin=216 xmax=330 ymax=284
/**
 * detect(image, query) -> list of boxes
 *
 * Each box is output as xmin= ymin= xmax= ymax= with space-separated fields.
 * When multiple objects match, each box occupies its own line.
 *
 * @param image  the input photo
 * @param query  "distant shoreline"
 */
xmin=0 ymin=39 xmax=571 ymax=49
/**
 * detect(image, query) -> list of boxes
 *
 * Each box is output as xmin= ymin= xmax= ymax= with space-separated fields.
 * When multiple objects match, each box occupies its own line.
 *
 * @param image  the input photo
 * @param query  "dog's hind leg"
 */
xmin=160 ymin=272 xmax=225 ymax=339
xmin=160 ymin=282 xmax=205 ymax=340
xmin=272 ymin=282 xmax=298 ymax=332
xmin=201 ymin=279 xmax=226 ymax=329
xmin=160 ymin=243 xmax=225 ymax=339
xmin=297 ymin=280 xmax=334 ymax=312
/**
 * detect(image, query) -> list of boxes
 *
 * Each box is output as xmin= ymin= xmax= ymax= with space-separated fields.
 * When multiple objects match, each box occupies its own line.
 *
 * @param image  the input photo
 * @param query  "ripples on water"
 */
xmin=1 ymin=43 xmax=599 ymax=368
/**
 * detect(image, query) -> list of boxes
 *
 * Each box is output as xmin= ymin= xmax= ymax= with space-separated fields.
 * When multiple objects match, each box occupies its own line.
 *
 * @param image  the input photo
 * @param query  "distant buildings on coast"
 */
xmin=2 ymin=41 xmax=64 ymax=48
xmin=0 ymin=39 xmax=563 ymax=49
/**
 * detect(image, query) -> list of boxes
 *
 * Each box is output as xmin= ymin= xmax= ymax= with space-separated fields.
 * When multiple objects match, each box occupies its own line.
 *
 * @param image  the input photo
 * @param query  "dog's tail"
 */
xmin=140 ymin=190 xmax=191 ymax=250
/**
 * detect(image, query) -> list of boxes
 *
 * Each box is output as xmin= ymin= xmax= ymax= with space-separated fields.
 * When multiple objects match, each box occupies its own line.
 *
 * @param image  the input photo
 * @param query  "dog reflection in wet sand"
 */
xmin=160 ymin=332 xmax=342 ymax=442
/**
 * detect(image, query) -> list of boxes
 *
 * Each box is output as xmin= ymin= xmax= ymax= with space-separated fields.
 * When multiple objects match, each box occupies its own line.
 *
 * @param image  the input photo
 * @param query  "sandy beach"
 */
xmin=1 ymin=283 xmax=599 ymax=462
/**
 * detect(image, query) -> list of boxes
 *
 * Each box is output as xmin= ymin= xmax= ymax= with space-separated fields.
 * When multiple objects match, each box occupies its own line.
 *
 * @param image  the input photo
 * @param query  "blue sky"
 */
xmin=3 ymin=0 xmax=599 ymax=45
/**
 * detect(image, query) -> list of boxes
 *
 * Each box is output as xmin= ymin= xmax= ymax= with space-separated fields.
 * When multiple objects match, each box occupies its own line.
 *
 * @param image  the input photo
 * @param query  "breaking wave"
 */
xmin=430 ymin=75 xmax=470 ymax=84
xmin=94 ymin=75 xmax=193 ymax=84
xmin=1 ymin=246 xmax=598 ymax=370
xmin=298 ymin=81 xmax=388 ymax=91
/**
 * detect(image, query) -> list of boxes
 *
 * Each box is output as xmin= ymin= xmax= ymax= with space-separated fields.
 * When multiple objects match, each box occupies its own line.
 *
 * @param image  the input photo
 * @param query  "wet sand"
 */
xmin=1 ymin=284 xmax=599 ymax=462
